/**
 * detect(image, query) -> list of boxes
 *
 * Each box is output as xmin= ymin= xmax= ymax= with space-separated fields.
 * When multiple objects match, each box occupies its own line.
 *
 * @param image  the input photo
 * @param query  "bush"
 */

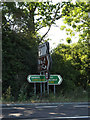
xmin=2 ymin=86 xmax=14 ymax=102
xmin=18 ymin=84 xmax=27 ymax=102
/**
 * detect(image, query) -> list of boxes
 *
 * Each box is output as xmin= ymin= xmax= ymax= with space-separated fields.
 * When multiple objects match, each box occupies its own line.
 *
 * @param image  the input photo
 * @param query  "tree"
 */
xmin=60 ymin=1 xmax=89 ymax=89
xmin=2 ymin=2 xmax=38 ymax=99
xmin=61 ymin=1 xmax=89 ymax=44
xmin=51 ymin=41 xmax=89 ymax=94
xmin=2 ymin=2 xmax=64 ymax=42
xmin=2 ymin=1 xmax=66 ymax=100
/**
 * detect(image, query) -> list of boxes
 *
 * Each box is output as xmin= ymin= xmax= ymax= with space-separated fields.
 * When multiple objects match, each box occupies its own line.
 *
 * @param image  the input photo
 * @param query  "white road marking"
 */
xmin=74 ymin=105 xmax=89 ymax=108
xmin=1 ymin=107 xmax=25 ymax=110
xmin=9 ymin=113 xmax=23 ymax=117
xmin=1 ymin=116 xmax=90 ymax=119
xmin=35 ymin=106 xmax=57 ymax=109
xmin=38 ymin=116 xmax=90 ymax=119
xmin=55 ymin=116 xmax=90 ymax=119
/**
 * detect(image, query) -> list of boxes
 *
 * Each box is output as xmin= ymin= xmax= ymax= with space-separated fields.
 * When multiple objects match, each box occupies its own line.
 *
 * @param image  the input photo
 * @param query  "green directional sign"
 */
xmin=27 ymin=75 xmax=46 ymax=83
xmin=27 ymin=75 xmax=62 ymax=85
xmin=48 ymin=75 xmax=62 ymax=85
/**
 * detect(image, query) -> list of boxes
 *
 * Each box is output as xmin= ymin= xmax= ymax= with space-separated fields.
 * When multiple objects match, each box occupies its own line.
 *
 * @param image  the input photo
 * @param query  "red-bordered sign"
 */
xmin=38 ymin=55 xmax=50 ymax=72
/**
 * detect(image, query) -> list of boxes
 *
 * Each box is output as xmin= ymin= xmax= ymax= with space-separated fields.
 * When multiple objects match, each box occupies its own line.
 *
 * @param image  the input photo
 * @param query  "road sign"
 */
xmin=48 ymin=75 xmax=62 ymax=85
xmin=38 ymin=55 xmax=50 ymax=72
xmin=38 ymin=42 xmax=49 ymax=57
xmin=27 ymin=75 xmax=46 ymax=83
xmin=27 ymin=75 xmax=62 ymax=85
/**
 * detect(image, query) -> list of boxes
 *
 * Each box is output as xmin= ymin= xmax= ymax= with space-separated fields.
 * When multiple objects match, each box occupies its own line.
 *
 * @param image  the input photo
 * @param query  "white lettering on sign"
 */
xmin=32 ymin=77 xmax=40 ymax=78
xmin=49 ymin=79 xmax=57 ymax=81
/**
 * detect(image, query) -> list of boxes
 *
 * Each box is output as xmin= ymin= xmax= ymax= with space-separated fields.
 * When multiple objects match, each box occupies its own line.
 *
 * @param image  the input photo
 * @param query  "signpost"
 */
xmin=27 ymin=75 xmax=62 ymax=85
xmin=27 ymin=41 xmax=63 ymax=96
xmin=27 ymin=74 xmax=62 ymax=95
xmin=48 ymin=75 xmax=62 ymax=85
xmin=38 ymin=42 xmax=50 ymax=95
xmin=27 ymin=75 xmax=46 ymax=83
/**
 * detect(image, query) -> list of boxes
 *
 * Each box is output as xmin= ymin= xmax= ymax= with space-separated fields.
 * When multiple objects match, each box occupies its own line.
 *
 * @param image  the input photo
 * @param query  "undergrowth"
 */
xmin=2 ymin=86 xmax=88 ymax=103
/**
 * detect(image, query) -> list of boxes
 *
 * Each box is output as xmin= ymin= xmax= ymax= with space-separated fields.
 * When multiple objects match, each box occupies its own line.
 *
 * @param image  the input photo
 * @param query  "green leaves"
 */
xmin=51 ymin=41 xmax=89 ymax=91
xmin=60 ymin=25 xmax=66 ymax=30
xmin=66 ymin=37 xmax=71 ymax=43
xmin=62 ymin=1 xmax=90 ymax=44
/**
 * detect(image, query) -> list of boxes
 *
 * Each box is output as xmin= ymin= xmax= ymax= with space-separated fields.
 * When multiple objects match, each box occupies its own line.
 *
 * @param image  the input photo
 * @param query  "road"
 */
xmin=0 ymin=102 xmax=90 ymax=120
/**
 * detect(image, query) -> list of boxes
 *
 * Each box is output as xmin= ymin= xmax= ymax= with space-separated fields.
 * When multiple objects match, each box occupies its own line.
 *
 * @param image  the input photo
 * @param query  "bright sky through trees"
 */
xmin=39 ymin=0 xmax=80 ymax=50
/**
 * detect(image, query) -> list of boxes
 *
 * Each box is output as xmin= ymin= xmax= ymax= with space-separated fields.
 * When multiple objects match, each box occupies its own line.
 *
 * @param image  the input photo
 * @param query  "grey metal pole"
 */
xmin=40 ymin=72 xmax=42 ymax=96
xmin=54 ymin=85 xmax=55 ymax=95
xmin=47 ymin=80 xmax=49 ymax=95
xmin=40 ymin=83 xmax=42 ymax=96
xmin=43 ymin=82 xmax=45 ymax=95
xmin=34 ymin=83 xmax=36 ymax=95
xmin=43 ymin=72 xmax=45 ymax=95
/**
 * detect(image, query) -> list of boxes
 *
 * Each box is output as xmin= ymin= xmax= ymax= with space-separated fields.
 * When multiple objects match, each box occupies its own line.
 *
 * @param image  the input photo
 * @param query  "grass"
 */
xmin=29 ymin=93 xmax=88 ymax=103
xmin=2 ymin=91 xmax=89 ymax=104
xmin=1 ymin=86 xmax=89 ymax=104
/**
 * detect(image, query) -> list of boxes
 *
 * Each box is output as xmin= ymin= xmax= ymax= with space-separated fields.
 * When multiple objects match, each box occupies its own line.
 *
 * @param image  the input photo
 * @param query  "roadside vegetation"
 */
xmin=2 ymin=87 xmax=88 ymax=103
xmin=1 ymin=1 xmax=89 ymax=103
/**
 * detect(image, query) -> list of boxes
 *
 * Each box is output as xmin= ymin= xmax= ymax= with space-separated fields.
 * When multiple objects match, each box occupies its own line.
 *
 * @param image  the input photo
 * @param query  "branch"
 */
xmin=36 ymin=26 xmax=45 ymax=31
xmin=39 ymin=25 xmax=51 ymax=43
xmin=39 ymin=5 xmax=62 ymax=43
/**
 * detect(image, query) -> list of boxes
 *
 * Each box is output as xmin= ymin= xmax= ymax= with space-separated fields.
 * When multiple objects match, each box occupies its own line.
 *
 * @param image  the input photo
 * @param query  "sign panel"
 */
xmin=38 ymin=55 xmax=50 ymax=72
xmin=38 ymin=42 xmax=49 ymax=57
xmin=27 ymin=75 xmax=63 ymax=85
xmin=27 ymin=75 xmax=46 ymax=83
xmin=48 ymin=75 xmax=62 ymax=85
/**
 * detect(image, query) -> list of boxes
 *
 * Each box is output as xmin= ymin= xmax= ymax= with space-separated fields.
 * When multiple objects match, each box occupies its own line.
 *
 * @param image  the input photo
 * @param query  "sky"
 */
xmin=39 ymin=0 xmax=79 ymax=50
xmin=39 ymin=19 xmax=79 ymax=50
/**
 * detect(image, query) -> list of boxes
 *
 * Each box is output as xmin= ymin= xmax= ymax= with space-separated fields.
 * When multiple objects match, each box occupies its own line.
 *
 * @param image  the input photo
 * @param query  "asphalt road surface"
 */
xmin=0 ymin=102 xmax=90 ymax=120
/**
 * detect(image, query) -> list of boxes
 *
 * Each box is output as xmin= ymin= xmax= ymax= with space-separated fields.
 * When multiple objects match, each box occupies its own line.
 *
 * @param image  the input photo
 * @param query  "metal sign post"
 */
xmin=40 ymin=72 xmax=42 ymax=96
xmin=40 ymin=83 xmax=42 ymax=96
xmin=45 ymin=72 xmax=49 ymax=95
xmin=34 ymin=83 xmax=36 ymax=95
xmin=38 ymin=42 xmax=50 ymax=96
xmin=54 ymin=85 xmax=55 ymax=95
xmin=47 ymin=80 xmax=49 ymax=95
xmin=43 ymin=82 xmax=45 ymax=95
xmin=27 ymin=41 xmax=63 ymax=96
xmin=43 ymin=71 xmax=46 ymax=95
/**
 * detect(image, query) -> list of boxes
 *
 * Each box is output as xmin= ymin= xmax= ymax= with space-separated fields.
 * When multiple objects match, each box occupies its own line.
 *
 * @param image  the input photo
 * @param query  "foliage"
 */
xmin=51 ymin=42 xmax=89 ymax=93
xmin=18 ymin=84 xmax=27 ymax=101
xmin=2 ymin=1 xmax=64 ymax=101
xmin=61 ymin=1 xmax=90 ymax=44
xmin=2 ymin=2 xmax=38 ymax=100
xmin=3 ymin=86 xmax=14 ymax=101
xmin=60 ymin=1 xmax=90 ymax=92
xmin=2 ymin=1 xmax=89 ymax=102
